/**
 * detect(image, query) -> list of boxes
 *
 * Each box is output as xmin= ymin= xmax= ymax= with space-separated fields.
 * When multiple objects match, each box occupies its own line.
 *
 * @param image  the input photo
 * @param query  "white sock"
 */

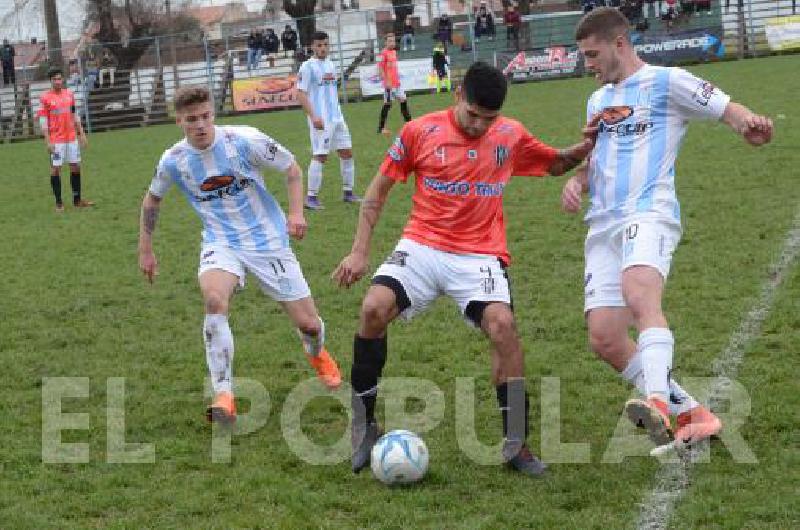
xmin=340 ymin=157 xmax=355 ymax=192
xmin=308 ymin=159 xmax=323 ymax=196
xmin=297 ymin=317 xmax=325 ymax=357
xmin=204 ymin=314 xmax=234 ymax=393
xmin=621 ymin=350 xmax=699 ymax=415
xmin=638 ymin=327 xmax=674 ymax=401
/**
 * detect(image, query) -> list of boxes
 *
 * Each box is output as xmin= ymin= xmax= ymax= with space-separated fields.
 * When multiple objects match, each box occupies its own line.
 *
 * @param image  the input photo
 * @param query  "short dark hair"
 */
xmin=312 ymin=31 xmax=328 ymax=42
xmin=384 ymin=32 xmax=395 ymax=39
xmin=48 ymin=67 xmax=63 ymax=79
xmin=462 ymin=61 xmax=507 ymax=111
xmin=575 ymin=7 xmax=630 ymax=42
xmin=174 ymin=86 xmax=210 ymax=112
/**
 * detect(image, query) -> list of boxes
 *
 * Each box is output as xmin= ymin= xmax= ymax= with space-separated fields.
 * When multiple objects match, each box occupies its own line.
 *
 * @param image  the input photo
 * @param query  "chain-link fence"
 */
xmin=0 ymin=0 xmax=796 ymax=141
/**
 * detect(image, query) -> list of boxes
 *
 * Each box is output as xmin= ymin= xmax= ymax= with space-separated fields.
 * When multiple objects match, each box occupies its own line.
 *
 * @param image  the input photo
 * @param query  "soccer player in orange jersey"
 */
xmin=38 ymin=68 xmax=93 ymax=212
xmin=333 ymin=62 xmax=599 ymax=477
xmin=375 ymin=32 xmax=411 ymax=136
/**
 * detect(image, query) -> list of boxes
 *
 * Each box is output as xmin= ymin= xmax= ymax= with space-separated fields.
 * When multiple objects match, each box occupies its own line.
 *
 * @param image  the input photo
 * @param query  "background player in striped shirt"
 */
xmin=296 ymin=31 xmax=361 ymax=210
xmin=333 ymin=62 xmax=599 ymax=477
xmin=38 ymin=67 xmax=93 ymax=212
xmin=561 ymin=8 xmax=773 ymax=451
xmin=138 ymin=86 xmax=342 ymax=424
xmin=376 ymin=32 xmax=412 ymax=136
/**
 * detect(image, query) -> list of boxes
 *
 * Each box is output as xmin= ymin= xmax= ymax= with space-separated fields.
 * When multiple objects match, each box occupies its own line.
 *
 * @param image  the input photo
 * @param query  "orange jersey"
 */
xmin=376 ymin=48 xmax=400 ymax=88
xmin=379 ymin=109 xmax=558 ymax=265
xmin=38 ymin=89 xmax=77 ymax=142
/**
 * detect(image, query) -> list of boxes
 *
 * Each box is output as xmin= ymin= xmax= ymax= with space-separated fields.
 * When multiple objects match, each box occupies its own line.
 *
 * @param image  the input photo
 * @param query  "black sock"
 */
xmin=378 ymin=104 xmax=391 ymax=132
xmin=351 ymin=334 xmax=387 ymax=422
xmin=50 ymin=174 xmax=62 ymax=204
xmin=496 ymin=379 xmax=529 ymax=444
xmin=70 ymin=171 xmax=81 ymax=203
xmin=400 ymin=101 xmax=412 ymax=122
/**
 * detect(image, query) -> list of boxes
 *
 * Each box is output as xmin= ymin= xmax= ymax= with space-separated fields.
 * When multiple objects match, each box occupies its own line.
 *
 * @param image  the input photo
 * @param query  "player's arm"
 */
xmin=296 ymin=88 xmax=323 ymax=130
xmin=332 ymin=172 xmax=396 ymax=288
xmin=138 ymin=191 xmax=162 ymax=284
xmin=548 ymin=114 xmax=600 ymax=176
xmin=38 ymin=101 xmax=52 ymax=153
xmin=74 ymin=106 xmax=88 ymax=148
xmin=561 ymin=161 xmax=589 ymax=214
xmin=721 ymin=101 xmax=773 ymax=146
xmin=284 ymin=161 xmax=307 ymax=240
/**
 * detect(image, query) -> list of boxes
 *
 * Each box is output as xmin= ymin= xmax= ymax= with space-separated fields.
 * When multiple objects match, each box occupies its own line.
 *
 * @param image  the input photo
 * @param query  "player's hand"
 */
xmin=287 ymin=212 xmax=308 ymax=240
xmin=312 ymin=116 xmax=325 ymax=130
xmin=741 ymin=113 xmax=773 ymax=146
xmin=332 ymin=252 xmax=368 ymax=288
xmin=561 ymin=175 xmax=583 ymax=214
xmin=582 ymin=113 xmax=602 ymax=150
xmin=46 ymin=142 xmax=54 ymax=154
xmin=139 ymin=251 xmax=159 ymax=284
xmin=79 ymin=135 xmax=88 ymax=149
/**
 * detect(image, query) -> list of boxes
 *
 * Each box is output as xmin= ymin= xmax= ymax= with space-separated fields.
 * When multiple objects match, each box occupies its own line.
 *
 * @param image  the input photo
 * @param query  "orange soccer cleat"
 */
xmin=625 ymin=397 xmax=674 ymax=446
xmin=206 ymin=391 xmax=236 ymax=425
xmin=675 ymin=405 xmax=722 ymax=445
xmin=307 ymin=348 xmax=342 ymax=390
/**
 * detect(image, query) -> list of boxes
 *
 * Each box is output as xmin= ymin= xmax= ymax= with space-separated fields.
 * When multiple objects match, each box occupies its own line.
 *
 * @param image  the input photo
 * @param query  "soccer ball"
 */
xmin=370 ymin=430 xmax=429 ymax=485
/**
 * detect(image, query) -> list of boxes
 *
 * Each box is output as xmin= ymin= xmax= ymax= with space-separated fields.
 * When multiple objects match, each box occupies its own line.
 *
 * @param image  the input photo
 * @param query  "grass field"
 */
xmin=1 ymin=54 xmax=798 ymax=529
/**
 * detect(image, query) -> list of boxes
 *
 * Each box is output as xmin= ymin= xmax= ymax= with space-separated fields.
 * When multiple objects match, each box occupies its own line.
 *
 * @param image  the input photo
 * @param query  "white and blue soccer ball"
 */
xmin=370 ymin=429 xmax=429 ymax=485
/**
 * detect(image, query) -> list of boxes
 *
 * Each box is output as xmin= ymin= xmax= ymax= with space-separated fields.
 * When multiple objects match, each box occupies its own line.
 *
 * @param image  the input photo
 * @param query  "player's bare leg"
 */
xmin=481 ymin=302 xmax=546 ymax=477
xmin=281 ymin=296 xmax=341 ymax=389
xmin=350 ymin=285 xmax=400 ymax=472
xmin=199 ymin=269 xmax=239 ymax=424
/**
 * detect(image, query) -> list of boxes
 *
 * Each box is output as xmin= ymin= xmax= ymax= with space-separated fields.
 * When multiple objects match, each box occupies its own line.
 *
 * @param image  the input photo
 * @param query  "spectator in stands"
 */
xmin=1 ymin=39 xmax=15 ymax=86
xmin=402 ymin=19 xmax=416 ymax=51
xmin=504 ymin=5 xmax=522 ymax=51
xmin=264 ymin=28 xmax=280 ymax=67
xmin=475 ymin=3 xmax=496 ymax=42
xmin=621 ymin=0 xmax=646 ymax=28
xmin=643 ymin=0 xmax=659 ymax=18
xmin=695 ymin=0 xmax=711 ymax=13
xmin=679 ymin=0 xmax=695 ymax=17
xmin=247 ymin=29 xmax=262 ymax=72
xmin=282 ymin=25 xmax=298 ymax=57
xmin=99 ymin=48 xmax=117 ymax=88
xmin=582 ymin=0 xmax=596 ymax=14
xmin=85 ymin=53 xmax=99 ymax=90
xmin=661 ymin=0 xmax=678 ymax=28
xmin=437 ymin=13 xmax=453 ymax=47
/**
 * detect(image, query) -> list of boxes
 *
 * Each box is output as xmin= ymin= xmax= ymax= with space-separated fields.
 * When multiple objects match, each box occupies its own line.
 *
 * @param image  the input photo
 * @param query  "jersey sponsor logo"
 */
xmin=422 ymin=124 xmax=441 ymax=137
xmin=495 ymin=145 xmax=509 ymax=167
xmin=320 ymin=73 xmax=337 ymax=86
xmin=200 ymin=175 xmax=235 ymax=192
xmin=423 ymin=177 xmax=505 ymax=197
xmin=601 ymin=105 xmax=634 ymax=125
xmin=387 ymin=137 xmax=405 ymax=161
xmin=599 ymin=107 xmax=653 ymax=138
xmin=692 ymin=80 xmax=716 ymax=107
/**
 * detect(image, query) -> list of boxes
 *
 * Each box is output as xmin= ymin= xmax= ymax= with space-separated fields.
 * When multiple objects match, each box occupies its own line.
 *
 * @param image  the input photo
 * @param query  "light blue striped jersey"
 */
xmin=585 ymin=65 xmax=730 ymax=234
xmin=296 ymin=57 xmax=343 ymax=125
xmin=149 ymin=125 xmax=295 ymax=251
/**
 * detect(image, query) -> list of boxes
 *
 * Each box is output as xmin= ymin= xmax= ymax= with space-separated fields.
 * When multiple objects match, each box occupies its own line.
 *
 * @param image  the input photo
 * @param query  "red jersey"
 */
xmin=376 ymin=48 xmax=400 ymax=88
xmin=379 ymin=109 xmax=558 ymax=265
xmin=38 ymin=89 xmax=77 ymax=143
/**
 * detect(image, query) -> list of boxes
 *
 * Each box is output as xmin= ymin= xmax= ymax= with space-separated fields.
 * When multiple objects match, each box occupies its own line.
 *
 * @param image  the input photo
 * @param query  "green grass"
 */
xmin=1 ymin=55 xmax=798 ymax=528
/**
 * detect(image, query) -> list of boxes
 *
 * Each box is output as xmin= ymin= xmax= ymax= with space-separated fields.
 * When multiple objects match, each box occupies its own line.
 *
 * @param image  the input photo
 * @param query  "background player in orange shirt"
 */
xmin=38 ymin=68 xmax=93 ymax=212
xmin=376 ymin=32 xmax=412 ymax=136
xmin=333 ymin=62 xmax=599 ymax=477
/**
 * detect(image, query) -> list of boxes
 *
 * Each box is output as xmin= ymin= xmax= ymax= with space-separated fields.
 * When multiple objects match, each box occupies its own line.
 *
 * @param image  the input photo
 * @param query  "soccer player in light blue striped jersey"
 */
xmin=561 ymin=8 xmax=773 ymax=450
xmin=296 ymin=31 xmax=360 ymax=210
xmin=138 ymin=86 xmax=342 ymax=425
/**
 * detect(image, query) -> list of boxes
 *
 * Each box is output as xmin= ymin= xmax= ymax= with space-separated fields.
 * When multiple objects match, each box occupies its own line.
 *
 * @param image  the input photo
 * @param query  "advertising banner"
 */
xmin=498 ymin=46 xmax=581 ymax=81
xmin=765 ymin=15 xmax=800 ymax=51
xmin=359 ymin=58 xmax=441 ymax=96
xmin=232 ymin=75 xmax=298 ymax=112
xmin=630 ymin=27 xmax=726 ymax=64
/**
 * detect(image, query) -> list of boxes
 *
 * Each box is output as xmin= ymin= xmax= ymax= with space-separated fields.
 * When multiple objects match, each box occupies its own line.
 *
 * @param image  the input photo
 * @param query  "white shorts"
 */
xmin=372 ymin=238 xmax=512 ymax=326
xmin=383 ymin=88 xmax=407 ymax=103
xmin=197 ymin=245 xmax=311 ymax=302
xmin=310 ymin=120 xmax=352 ymax=156
xmin=584 ymin=218 xmax=681 ymax=313
xmin=50 ymin=141 xmax=81 ymax=166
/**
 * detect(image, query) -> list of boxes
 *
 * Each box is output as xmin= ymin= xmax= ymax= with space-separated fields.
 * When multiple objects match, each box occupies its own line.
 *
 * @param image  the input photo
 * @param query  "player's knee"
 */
xmin=482 ymin=308 xmax=516 ymax=341
xmin=360 ymin=296 xmax=392 ymax=333
xmin=589 ymin=327 xmax=626 ymax=358
xmin=338 ymin=150 xmax=352 ymax=159
xmin=314 ymin=154 xmax=328 ymax=163
xmin=204 ymin=292 xmax=229 ymax=314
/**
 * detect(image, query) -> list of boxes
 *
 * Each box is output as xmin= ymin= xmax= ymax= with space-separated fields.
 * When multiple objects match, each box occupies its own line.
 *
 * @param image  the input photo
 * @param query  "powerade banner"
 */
xmin=630 ymin=27 xmax=725 ymax=65
xmin=765 ymin=16 xmax=800 ymax=51
xmin=359 ymin=59 xmax=435 ymax=97
xmin=499 ymin=46 xmax=581 ymax=81
xmin=232 ymin=75 xmax=299 ymax=112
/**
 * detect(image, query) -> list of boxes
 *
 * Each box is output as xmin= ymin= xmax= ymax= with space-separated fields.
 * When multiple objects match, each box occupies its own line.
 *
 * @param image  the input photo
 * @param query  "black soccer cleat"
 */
xmin=351 ymin=419 xmax=382 ymax=473
xmin=504 ymin=442 xmax=547 ymax=477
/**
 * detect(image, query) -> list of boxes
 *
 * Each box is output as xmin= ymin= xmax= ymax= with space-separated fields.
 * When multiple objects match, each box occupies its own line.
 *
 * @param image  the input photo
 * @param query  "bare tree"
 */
xmin=283 ymin=0 xmax=317 ymax=49
xmin=44 ymin=0 xmax=64 ymax=71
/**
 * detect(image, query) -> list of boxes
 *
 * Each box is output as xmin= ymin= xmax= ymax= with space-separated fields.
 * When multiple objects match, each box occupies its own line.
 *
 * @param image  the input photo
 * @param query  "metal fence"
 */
xmin=0 ymin=0 xmax=796 ymax=141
